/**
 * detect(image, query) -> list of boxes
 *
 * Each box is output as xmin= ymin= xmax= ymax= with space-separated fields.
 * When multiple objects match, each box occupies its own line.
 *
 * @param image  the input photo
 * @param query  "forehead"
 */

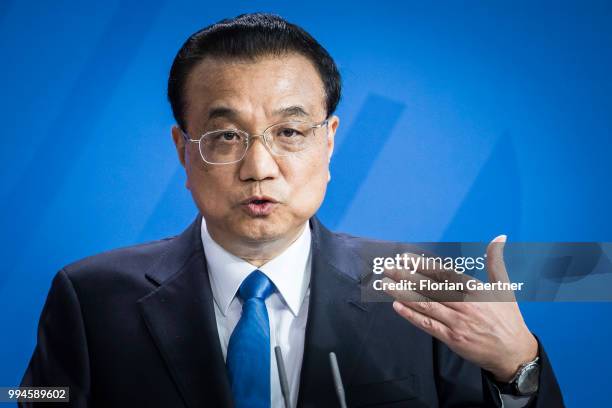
xmin=183 ymin=53 xmax=327 ymax=128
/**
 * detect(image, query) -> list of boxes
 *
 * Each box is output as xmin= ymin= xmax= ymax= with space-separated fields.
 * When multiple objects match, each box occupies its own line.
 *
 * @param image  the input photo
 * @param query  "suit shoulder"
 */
xmin=61 ymin=236 xmax=177 ymax=284
xmin=332 ymin=231 xmax=406 ymax=255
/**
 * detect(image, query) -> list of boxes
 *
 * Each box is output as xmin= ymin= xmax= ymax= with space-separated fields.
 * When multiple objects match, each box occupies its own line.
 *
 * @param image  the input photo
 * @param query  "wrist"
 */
xmin=493 ymin=355 xmax=541 ymax=396
xmin=491 ymin=334 xmax=538 ymax=382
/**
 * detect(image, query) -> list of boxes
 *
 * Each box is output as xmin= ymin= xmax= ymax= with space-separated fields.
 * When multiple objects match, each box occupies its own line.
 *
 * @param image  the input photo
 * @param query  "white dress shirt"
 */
xmin=201 ymin=218 xmax=311 ymax=408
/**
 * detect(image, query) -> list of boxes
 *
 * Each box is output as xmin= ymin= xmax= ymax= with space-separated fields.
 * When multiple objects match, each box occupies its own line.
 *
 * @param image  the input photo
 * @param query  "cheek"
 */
xmin=284 ymin=155 xmax=329 ymax=214
xmin=186 ymin=160 xmax=236 ymax=215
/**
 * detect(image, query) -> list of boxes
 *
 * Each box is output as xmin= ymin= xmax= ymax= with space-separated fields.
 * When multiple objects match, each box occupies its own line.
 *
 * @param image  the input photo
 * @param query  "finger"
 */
xmin=392 ymin=301 xmax=453 ymax=344
xmin=486 ymin=235 xmax=509 ymax=283
xmin=383 ymin=272 xmax=469 ymax=302
xmin=382 ymin=253 xmax=420 ymax=282
xmin=400 ymin=299 xmax=460 ymax=328
xmin=382 ymin=277 xmax=433 ymax=303
xmin=484 ymin=235 xmax=518 ymax=302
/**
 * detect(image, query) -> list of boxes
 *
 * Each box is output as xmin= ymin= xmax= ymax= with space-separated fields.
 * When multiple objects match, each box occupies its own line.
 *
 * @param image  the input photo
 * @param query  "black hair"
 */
xmin=167 ymin=12 xmax=341 ymax=131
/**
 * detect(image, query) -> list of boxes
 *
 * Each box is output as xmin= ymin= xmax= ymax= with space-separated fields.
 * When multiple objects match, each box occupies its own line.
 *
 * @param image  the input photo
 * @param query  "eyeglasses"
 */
xmin=181 ymin=119 xmax=329 ymax=165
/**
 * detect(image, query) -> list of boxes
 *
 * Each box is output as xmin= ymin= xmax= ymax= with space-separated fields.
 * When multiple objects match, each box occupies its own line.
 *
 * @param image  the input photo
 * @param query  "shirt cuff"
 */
xmin=495 ymin=383 xmax=535 ymax=408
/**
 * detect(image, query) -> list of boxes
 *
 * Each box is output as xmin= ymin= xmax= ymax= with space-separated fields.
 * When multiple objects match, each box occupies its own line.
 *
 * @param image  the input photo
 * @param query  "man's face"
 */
xmin=173 ymin=53 xmax=338 ymax=251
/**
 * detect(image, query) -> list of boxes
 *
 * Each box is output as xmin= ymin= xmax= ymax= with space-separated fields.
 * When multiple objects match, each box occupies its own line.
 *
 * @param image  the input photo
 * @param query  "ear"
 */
xmin=326 ymin=115 xmax=339 ymax=161
xmin=171 ymin=125 xmax=187 ymax=166
xmin=171 ymin=125 xmax=191 ymax=190
xmin=325 ymin=115 xmax=339 ymax=182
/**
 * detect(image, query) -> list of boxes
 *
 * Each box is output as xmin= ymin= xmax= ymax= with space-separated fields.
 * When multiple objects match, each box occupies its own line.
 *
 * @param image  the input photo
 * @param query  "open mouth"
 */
xmin=241 ymin=196 xmax=278 ymax=216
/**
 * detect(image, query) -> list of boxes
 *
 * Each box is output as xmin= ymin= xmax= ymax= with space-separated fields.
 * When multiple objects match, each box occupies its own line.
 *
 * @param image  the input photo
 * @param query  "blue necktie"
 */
xmin=226 ymin=270 xmax=274 ymax=408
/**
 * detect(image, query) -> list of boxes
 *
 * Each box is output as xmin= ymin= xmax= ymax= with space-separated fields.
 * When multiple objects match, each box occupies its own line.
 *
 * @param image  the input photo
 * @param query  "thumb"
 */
xmin=486 ymin=234 xmax=509 ymax=283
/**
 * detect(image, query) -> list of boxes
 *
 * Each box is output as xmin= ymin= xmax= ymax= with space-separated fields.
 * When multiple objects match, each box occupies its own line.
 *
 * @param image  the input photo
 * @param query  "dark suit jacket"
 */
xmin=21 ymin=215 xmax=564 ymax=407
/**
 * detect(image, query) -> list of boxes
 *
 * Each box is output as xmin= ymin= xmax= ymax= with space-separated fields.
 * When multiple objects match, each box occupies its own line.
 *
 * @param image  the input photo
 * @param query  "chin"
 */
xmin=236 ymin=218 xmax=285 ymax=242
xmin=233 ymin=213 xmax=299 ymax=243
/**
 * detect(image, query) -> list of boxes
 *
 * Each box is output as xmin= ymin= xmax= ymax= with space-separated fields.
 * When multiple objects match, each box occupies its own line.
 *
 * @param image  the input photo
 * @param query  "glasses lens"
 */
xmin=201 ymin=130 xmax=248 ymax=164
xmin=267 ymin=122 xmax=321 ymax=155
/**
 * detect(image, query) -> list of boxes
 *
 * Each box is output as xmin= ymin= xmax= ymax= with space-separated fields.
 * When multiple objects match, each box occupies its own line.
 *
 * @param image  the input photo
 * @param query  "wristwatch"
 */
xmin=495 ymin=356 xmax=540 ymax=396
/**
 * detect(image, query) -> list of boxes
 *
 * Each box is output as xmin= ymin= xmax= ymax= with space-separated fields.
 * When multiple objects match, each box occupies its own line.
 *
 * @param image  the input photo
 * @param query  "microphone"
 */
xmin=329 ymin=352 xmax=348 ymax=408
xmin=274 ymin=346 xmax=291 ymax=408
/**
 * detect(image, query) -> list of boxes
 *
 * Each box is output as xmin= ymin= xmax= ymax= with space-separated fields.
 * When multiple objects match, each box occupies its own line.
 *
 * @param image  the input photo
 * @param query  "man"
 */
xmin=21 ymin=13 xmax=564 ymax=407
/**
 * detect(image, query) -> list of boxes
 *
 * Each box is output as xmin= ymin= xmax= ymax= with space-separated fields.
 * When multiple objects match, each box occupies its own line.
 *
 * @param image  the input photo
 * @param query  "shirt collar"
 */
xmin=201 ymin=217 xmax=311 ymax=317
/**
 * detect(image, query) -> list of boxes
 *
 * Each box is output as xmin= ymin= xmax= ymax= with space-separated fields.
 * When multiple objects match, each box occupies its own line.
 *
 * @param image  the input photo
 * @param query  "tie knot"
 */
xmin=238 ymin=270 xmax=274 ymax=301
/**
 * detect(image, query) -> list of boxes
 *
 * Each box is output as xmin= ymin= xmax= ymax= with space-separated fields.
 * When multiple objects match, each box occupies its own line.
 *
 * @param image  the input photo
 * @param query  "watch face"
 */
xmin=517 ymin=363 xmax=540 ymax=395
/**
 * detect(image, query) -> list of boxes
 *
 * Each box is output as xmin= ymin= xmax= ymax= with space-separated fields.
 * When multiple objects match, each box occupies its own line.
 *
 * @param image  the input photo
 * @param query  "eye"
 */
xmin=210 ymin=131 xmax=242 ymax=142
xmin=278 ymin=127 xmax=303 ymax=138
xmin=221 ymin=131 xmax=239 ymax=141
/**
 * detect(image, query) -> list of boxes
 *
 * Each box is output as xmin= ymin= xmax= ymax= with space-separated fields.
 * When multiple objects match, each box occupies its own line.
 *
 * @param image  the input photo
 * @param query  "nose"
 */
xmin=238 ymin=134 xmax=280 ymax=182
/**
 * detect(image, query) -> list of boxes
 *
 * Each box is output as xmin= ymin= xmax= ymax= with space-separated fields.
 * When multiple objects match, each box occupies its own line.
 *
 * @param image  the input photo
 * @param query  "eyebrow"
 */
xmin=272 ymin=105 xmax=310 ymax=118
xmin=206 ymin=105 xmax=310 ymax=121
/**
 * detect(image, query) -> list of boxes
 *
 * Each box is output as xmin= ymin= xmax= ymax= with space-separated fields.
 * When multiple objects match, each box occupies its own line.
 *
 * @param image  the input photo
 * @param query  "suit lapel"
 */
xmin=298 ymin=217 xmax=375 ymax=407
xmin=138 ymin=215 xmax=232 ymax=408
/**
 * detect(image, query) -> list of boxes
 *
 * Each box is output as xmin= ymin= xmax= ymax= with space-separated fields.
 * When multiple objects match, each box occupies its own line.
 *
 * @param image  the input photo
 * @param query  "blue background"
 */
xmin=1 ymin=1 xmax=611 ymax=406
